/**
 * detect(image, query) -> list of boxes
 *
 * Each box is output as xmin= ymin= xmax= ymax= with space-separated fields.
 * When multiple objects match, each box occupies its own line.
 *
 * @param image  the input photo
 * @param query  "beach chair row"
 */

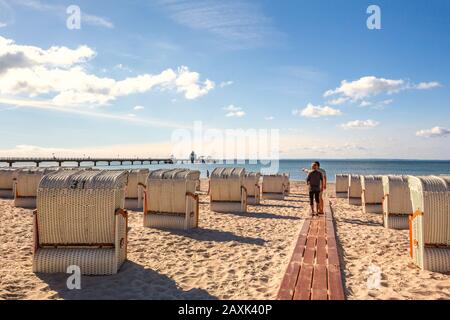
xmin=336 ymin=173 xmax=450 ymax=273
xmin=0 ymin=167 xmax=290 ymax=275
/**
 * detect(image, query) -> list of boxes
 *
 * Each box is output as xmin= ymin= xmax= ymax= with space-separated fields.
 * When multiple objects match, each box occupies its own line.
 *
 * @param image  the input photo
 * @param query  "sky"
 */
xmin=0 ymin=0 xmax=449 ymax=160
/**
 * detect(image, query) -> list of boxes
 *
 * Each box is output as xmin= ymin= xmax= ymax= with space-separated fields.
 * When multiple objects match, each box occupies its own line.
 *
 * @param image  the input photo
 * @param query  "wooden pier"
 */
xmin=0 ymin=157 xmax=174 ymax=167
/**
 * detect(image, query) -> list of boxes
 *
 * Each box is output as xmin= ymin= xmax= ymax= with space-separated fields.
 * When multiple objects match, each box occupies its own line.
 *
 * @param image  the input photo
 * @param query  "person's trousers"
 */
xmin=309 ymin=190 xmax=320 ymax=205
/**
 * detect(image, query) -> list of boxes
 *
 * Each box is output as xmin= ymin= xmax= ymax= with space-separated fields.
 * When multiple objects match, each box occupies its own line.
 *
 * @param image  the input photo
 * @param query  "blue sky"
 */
xmin=0 ymin=0 xmax=449 ymax=159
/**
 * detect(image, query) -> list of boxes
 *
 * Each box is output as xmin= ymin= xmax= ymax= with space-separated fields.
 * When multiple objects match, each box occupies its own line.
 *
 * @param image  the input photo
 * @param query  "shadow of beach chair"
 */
xmin=143 ymin=169 xmax=200 ymax=230
xmin=382 ymin=175 xmax=413 ymax=229
xmin=125 ymin=169 xmax=149 ymax=211
xmin=32 ymin=169 xmax=129 ymax=275
xmin=408 ymin=175 xmax=450 ymax=273
xmin=361 ymin=175 xmax=384 ymax=214
xmin=210 ymin=167 xmax=247 ymax=213
xmin=244 ymin=172 xmax=261 ymax=205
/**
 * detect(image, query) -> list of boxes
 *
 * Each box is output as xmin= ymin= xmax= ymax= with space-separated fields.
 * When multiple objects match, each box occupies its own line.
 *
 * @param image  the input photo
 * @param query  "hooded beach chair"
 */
xmin=13 ymin=168 xmax=58 ymax=208
xmin=262 ymin=174 xmax=287 ymax=200
xmin=243 ymin=172 xmax=261 ymax=205
xmin=361 ymin=175 xmax=384 ymax=213
xmin=190 ymin=170 xmax=201 ymax=192
xmin=348 ymin=174 xmax=362 ymax=205
xmin=335 ymin=174 xmax=349 ymax=198
xmin=210 ymin=168 xmax=247 ymax=213
xmin=125 ymin=169 xmax=149 ymax=211
xmin=32 ymin=170 xmax=129 ymax=275
xmin=382 ymin=175 xmax=413 ymax=229
xmin=283 ymin=173 xmax=290 ymax=195
xmin=143 ymin=169 xmax=200 ymax=230
xmin=408 ymin=176 xmax=450 ymax=273
xmin=0 ymin=168 xmax=18 ymax=198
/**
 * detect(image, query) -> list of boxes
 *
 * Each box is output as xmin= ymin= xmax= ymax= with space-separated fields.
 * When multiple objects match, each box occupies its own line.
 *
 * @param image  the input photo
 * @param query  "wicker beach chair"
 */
xmin=210 ymin=168 xmax=247 ymax=212
xmin=283 ymin=173 xmax=290 ymax=195
xmin=0 ymin=168 xmax=18 ymax=198
xmin=335 ymin=174 xmax=349 ymax=198
xmin=262 ymin=174 xmax=287 ymax=200
xmin=143 ymin=169 xmax=200 ymax=230
xmin=13 ymin=168 xmax=58 ymax=208
xmin=382 ymin=175 xmax=413 ymax=229
xmin=244 ymin=172 xmax=261 ymax=205
xmin=33 ymin=170 xmax=129 ymax=275
xmin=125 ymin=169 xmax=149 ymax=211
xmin=190 ymin=170 xmax=201 ymax=192
xmin=348 ymin=174 xmax=362 ymax=206
xmin=361 ymin=175 xmax=384 ymax=213
xmin=408 ymin=176 xmax=450 ymax=273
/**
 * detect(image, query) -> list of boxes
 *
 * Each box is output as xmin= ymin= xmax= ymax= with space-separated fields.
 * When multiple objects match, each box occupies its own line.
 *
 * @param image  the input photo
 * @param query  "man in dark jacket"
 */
xmin=306 ymin=162 xmax=323 ymax=216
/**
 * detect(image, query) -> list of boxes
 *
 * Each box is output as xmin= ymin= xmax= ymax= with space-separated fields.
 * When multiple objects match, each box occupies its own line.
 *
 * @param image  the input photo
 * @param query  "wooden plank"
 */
xmin=328 ymin=264 xmax=345 ymax=300
xmin=311 ymin=289 xmax=328 ymax=300
xmin=293 ymin=265 xmax=313 ymax=300
xmin=316 ymin=238 xmax=327 ymax=265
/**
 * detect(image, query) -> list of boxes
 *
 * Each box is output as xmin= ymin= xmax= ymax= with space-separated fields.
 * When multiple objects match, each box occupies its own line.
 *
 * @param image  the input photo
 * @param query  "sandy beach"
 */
xmin=0 ymin=180 xmax=448 ymax=300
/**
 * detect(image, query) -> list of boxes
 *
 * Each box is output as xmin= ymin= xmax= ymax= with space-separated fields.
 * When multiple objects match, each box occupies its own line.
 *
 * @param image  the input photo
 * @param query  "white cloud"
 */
xmin=340 ymin=119 xmax=380 ymax=130
xmin=114 ymin=64 xmax=132 ymax=72
xmin=359 ymin=100 xmax=372 ymax=107
xmin=220 ymin=80 xmax=234 ymax=88
xmin=293 ymin=103 xmax=342 ymax=118
xmin=265 ymin=116 xmax=274 ymax=121
xmin=133 ymin=105 xmax=145 ymax=111
xmin=0 ymin=36 xmax=214 ymax=107
xmin=127 ymin=113 xmax=136 ymax=117
xmin=415 ymin=81 xmax=441 ymax=90
xmin=328 ymin=97 xmax=349 ymax=105
xmin=156 ymin=0 xmax=280 ymax=48
xmin=416 ymin=126 xmax=450 ymax=138
xmin=223 ymin=104 xmax=246 ymax=117
xmin=324 ymin=76 xmax=441 ymax=102
xmin=0 ymin=22 xmax=7 ymax=28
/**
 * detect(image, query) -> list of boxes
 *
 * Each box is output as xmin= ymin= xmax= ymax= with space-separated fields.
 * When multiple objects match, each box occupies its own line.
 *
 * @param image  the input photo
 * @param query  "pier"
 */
xmin=0 ymin=157 xmax=174 ymax=167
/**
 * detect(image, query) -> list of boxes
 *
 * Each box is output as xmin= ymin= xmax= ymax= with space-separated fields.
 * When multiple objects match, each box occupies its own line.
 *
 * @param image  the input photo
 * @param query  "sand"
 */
xmin=0 ymin=180 xmax=448 ymax=300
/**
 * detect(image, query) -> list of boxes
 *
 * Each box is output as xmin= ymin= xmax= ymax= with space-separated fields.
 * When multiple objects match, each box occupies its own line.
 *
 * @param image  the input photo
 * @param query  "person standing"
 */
xmin=314 ymin=161 xmax=327 ymax=214
xmin=306 ymin=162 xmax=323 ymax=216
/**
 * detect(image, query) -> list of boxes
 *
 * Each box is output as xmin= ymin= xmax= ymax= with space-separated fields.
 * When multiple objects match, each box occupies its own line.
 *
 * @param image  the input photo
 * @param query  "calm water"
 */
xmin=99 ymin=159 xmax=450 ymax=182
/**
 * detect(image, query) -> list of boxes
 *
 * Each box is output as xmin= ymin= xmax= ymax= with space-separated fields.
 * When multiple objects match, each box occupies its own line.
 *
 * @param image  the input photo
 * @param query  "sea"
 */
xmin=99 ymin=159 xmax=450 ymax=182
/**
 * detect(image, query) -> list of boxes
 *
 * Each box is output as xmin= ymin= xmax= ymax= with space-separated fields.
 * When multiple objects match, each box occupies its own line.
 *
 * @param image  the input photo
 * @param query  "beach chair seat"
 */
xmin=335 ymin=174 xmax=349 ymax=198
xmin=348 ymin=175 xmax=362 ymax=206
xmin=210 ymin=168 xmax=247 ymax=212
xmin=143 ymin=169 xmax=200 ymax=230
xmin=244 ymin=172 xmax=261 ymax=205
xmin=361 ymin=175 xmax=384 ymax=213
xmin=124 ymin=169 xmax=149 ymax=211
xmin=408 ymin=176 xmax=450 ymax=273
xmin=382 ymin=175 xmax=413 ymax=229
xmin=0 ymin=168 xmax=18 ymax=198
xmin=262 ymin=174 xmax=286 ymax=200
xmin=33 ymin=170 xmax=128 ymax=275
xmin=13 ymin=168 xmax=58 ymax=208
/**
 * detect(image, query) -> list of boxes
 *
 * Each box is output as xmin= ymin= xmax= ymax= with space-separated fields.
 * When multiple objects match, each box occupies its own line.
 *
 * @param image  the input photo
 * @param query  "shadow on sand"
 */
xmin=227 ymin=210 xmax=302 ymax=221
xmin=36 ymin=261 xmax=217 ymax=300
xmin=169 ymin=228 xmax=266 ymax=246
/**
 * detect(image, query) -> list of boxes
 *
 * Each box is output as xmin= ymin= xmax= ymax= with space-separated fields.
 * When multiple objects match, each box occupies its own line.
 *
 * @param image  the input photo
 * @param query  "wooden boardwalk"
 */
xmin=277 ymin=200 xmax=345 ymax=300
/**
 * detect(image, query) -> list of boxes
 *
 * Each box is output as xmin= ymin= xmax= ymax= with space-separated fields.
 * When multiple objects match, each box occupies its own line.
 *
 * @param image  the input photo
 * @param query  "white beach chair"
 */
xmin=143 ymin=169 xmax=200 ymax=230
xmin=210 ymin=168 xmax=247 ymax=213
xmin=382 ymin=175 xmax=413 ymax=229
xmin=262 ymin=174 xmax=287 ymax=200
xmin=0 ymin=168 xmax=18 ymax=198
xmin=243 ymin=172 xmax=261 ymax=205
xmin=348 ymin=174 xmax=362 ymax=206
xmin=33 ymin=170 xmax=129 ymax=275
xmin=124 ymin=169 xmax=149 ymax=211
xmin=335 ymin=174 xmax=349 ymax=198
xmin=283 ymin=173 xmax=290 ymax=195
xmin=361 ymin=175 xmax=384 ymax=213
xmin=408 ymin=175 xmax=450 ymax=273
xmin=13 ymin=168 xmax=58 ymax=208
xmin=190 ymin=170 xmax=201 ymax=192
